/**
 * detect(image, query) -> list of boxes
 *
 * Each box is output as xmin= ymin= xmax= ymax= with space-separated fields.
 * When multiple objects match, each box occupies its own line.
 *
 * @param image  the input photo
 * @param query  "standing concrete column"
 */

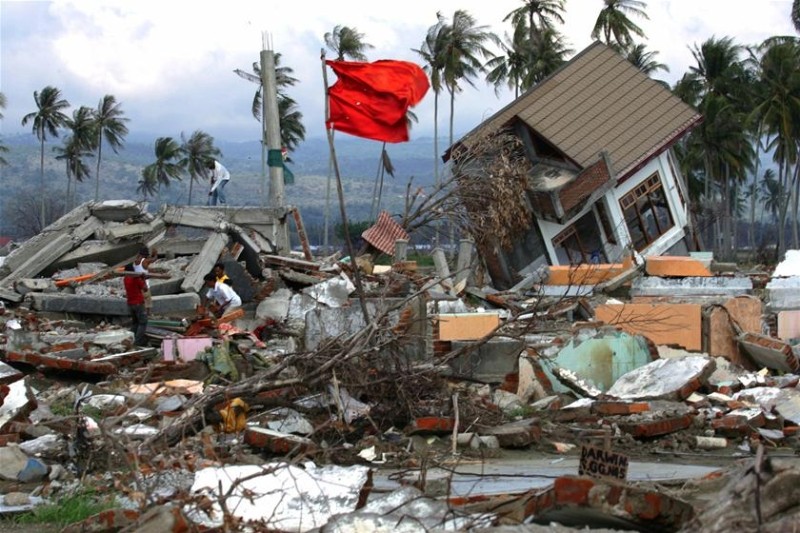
xmin=432 ymin=247 xmax=451 ymax=282
xmin=455 ymin=238 xmax=475 ymax=287
xmin=394 ymin=239 xmax=409 ymax=263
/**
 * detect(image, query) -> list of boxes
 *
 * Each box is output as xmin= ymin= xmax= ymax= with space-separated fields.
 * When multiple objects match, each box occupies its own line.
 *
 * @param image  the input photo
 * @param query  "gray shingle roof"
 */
xmin=456 ymin=42 xmax=701 ymax=179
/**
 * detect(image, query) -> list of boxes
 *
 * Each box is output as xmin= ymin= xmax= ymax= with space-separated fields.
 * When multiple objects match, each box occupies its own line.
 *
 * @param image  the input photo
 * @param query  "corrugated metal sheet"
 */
xmin=456 ymin=42 xmax=701 ymax=179
xmin=361 ymin=211 xmax=409 ymax=256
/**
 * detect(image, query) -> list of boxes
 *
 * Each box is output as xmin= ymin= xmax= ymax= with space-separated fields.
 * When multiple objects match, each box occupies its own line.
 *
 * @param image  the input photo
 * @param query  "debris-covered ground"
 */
xmin=0 ymin=201 xmax=799 ymax=532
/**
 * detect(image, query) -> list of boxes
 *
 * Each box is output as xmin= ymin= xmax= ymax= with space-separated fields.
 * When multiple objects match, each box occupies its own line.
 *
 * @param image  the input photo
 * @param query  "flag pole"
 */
xmin=321 ymin=51 xmax=371 ymax=324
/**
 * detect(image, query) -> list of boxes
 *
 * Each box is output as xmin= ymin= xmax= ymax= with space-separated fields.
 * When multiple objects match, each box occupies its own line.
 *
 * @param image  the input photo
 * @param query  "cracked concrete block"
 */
xmin=606 ymin=355 xmax=716 ymax=401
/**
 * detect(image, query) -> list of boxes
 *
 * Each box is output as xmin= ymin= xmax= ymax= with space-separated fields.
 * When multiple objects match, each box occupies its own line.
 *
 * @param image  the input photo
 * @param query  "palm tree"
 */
xmin=675 ymin=35 xmax=755 ymax=259
xmin=413 ymin=15 xmax=448 ymax=188
xmin=503 ymin=0 xmax=566 ymax=44
xmin=750 ymin=39 xmax=800 ymax=257
xmin=0 ymin=92 xmax=8 ymax=166
xmin=793 ymin=0 xmax=800 ymax=33
xmin=54 ymin=136 xmax=93 ymax=211
xmin=21 ymin=85 xmax=70 ymax=227
xmin=91 ymin=94 xmax=129 ymax=202
xmin=522 ymin=26 xmax=573 ymax=88
xmin=324 ymin=25 xmax=374 ymax=61
xmin=486 ymin=25 xmax=531 ymax=98
xmin=141 ymin=137 xmax=183 ymax=200
xmin=278 ymin=96 xmax=306 ymax=154
xmin=591 ymin=0 xmax=649 ymax=49
xmin=178 ymin=130 xmax=220 ymax=205
xmin=61 ymin=105 xmax=96 ymax=208
xmin=439 ymin=10 xmax=498 ymax=148
xmin=625 ymin=43 xmax=669 ymax=77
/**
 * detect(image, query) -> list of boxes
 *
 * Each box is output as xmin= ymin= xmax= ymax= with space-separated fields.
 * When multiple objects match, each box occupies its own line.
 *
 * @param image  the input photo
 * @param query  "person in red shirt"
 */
xmin=123 ymin=263 xmax=150 ymax=346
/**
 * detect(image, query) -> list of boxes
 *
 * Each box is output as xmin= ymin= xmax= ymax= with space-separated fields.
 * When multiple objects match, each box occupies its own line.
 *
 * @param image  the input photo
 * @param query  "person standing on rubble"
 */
xmin=133 ymin=246 xmax=156 ymax=311
xmin=123 ymin=263 xmax=150 ymax=346
xmin=203 ymin=272 xmax=242 ymax=317
xmin=206 ymin=158 xmax=231 ymax=206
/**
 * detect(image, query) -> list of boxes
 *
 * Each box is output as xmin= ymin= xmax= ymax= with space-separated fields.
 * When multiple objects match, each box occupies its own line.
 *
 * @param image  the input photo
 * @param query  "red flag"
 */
xmin=326 ymin=59 xmax=429 ymax=143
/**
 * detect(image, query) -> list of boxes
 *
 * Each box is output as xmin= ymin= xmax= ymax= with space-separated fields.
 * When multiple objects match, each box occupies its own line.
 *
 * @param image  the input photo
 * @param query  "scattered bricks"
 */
xmin=712 ymin=409 xmax=766 ymax=437
xmin=553 ymin=476 xmax=594 ymax=505
xmin=6 ymin=351 xmax=117 ymax=375
xmin=476 ymin=418 xmax=541 ymax=448
xmin=783 ymin=426 xmax=800 ymax=437
xmin=591 ymin=401 xmax=650 ymax=416
xmin=60 ymin=509 xmax=140 ymax=533
xmin=244 ymin=427 xmax=316 ymax=455
xmin=710 ymin=383 xmax=741 ymax=396
xmin=711 ymin=416 xmax=754 ymax=437
xmin=532 ymin=476 xmax=695 ymax=531
xmin=618 ymin=414 xmax=693 ymax=438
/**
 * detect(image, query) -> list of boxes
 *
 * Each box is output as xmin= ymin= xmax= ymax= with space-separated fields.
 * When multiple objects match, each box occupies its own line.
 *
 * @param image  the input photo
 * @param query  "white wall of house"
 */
xmin=536 ymin=149 xmax=689 ymax=266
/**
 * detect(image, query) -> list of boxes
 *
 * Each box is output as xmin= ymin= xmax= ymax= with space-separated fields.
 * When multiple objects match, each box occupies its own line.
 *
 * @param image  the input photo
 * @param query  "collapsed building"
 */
xmin=448 ymin=41 xmax=701 ymax=290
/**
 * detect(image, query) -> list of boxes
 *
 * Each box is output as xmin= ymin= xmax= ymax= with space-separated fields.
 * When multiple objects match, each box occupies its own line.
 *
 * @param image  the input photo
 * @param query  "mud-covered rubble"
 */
xmin=1 ymin=203 xmax=800 ymax=531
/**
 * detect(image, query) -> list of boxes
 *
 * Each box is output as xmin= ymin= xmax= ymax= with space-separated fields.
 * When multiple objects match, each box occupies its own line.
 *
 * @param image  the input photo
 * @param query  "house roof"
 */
xmin=456 ymin=42 xmax=702 ymax=180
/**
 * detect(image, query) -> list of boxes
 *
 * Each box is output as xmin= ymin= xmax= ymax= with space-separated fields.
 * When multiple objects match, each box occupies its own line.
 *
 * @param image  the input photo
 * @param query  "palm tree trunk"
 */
xmin=188 ymin=178 xmax=194 ymax=206
xmin=94 ymin=139 xmax=103 ymax=202
xmin=777 ymin=162 xmax=790 ymax=260
xmin=39 ymin=139 xmax=46 ymax=228
xmin=448 ymin=87 xmax=455 ymax=150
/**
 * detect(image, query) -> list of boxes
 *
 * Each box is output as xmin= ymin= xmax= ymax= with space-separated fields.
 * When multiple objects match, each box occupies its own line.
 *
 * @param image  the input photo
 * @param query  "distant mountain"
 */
xmin=0 ymin=134 xmax=445 ymax=240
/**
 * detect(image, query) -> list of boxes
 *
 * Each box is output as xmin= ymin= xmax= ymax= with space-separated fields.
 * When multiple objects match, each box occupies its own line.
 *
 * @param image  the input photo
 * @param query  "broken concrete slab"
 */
xmin=704 ymin=296 xmax=763 ymax=368
xmin=27 ymin=293 xmax=200 ymax=316
xmin=605 ymin=355 xmax=716 ymax=401
xmin=595 ymin=302 xmax=703 ymax=351
xmin=189 ymin=462 xmax=371 ymax=531
xmin=631 ymin=276 xmax=752 ymax=297
xmin=539 ymin=327 xmax=657 ymax=393
xmin=448 ymin=337 xmax=524 ymax=383
xmin=180 ymin=231 xmax=229 ymax=293
xmin=738 ymin=332 xmax=800 ymax=373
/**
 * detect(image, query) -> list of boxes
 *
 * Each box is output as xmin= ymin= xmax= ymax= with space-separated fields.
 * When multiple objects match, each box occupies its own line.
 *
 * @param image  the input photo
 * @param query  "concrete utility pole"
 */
xmin=259 ymin=35 xmax=288 ymax=252
xmin=260 ymin=45 xmax=284 ymax=208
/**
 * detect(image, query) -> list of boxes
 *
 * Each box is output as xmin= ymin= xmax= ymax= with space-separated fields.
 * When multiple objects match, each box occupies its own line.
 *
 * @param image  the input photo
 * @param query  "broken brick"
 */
xmin=244 ymin=427 xmax=316 ymax=455
xmin=591 ymin=401 xmax=650 ymax=416
xmin=6 ymin=351 xmax=117 ymax=375
xmin=410 ymin=417 xmax=456 ymax=434
xmin=618 ymin=414 xmax=693 ymax=438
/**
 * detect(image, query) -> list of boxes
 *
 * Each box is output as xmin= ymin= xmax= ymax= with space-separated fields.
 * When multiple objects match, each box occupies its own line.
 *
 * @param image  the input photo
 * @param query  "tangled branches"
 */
xmin=451 ymin=129 xmax=534 ymax=251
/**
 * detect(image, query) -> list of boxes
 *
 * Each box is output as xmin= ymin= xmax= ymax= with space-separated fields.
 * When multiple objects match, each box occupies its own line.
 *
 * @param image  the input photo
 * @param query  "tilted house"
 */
xmin=448 ymin=42 xmax=703 ymax=289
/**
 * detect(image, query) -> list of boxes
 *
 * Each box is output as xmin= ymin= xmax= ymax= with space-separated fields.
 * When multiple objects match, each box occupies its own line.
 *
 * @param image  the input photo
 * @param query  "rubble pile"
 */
xmin=0 ymin=202 xmax=799 ymax=531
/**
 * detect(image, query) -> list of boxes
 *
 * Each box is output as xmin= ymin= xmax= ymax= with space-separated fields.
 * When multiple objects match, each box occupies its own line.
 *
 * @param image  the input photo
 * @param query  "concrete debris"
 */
xmin=2 ymin=199 xmax=800 ymax=531
xmin=605 ymin=356 xmax=716 ymax=401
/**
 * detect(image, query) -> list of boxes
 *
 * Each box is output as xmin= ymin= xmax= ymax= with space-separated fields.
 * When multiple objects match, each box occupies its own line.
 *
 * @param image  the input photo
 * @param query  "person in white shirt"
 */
xmin=203 ymin=273 xmax=242 ymax=316
xmin=206 ymin=159 xmax=231 ymax=206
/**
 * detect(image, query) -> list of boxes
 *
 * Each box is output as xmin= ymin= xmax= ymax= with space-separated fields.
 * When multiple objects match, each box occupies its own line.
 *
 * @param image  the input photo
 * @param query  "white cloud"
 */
xmin=1 ymin=0 xmax=796 ymax=143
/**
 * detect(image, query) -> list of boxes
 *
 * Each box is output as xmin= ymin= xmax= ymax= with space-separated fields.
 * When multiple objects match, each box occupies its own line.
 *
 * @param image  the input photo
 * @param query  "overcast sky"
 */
xmin=0 ymin=0 xmax=796 ymax=145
